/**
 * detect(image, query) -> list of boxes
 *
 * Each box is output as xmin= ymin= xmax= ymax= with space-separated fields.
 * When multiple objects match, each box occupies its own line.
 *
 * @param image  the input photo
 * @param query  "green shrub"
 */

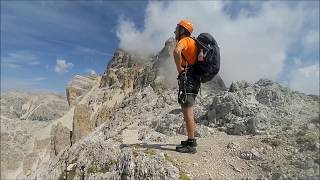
xmin=179 ymin=171 xmax=190 ymax=180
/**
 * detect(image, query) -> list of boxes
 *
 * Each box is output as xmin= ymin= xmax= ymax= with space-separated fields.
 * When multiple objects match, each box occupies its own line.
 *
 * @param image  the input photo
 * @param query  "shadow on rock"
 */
xmin=120 ymin=143 xmax=177 ymax=152
xmin=168 ymin=109 xmax=182 ymax=114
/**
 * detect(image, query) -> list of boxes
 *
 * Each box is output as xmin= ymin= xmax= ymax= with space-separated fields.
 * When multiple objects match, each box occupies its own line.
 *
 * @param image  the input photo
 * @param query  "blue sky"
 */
xmin=1 ymin=1 xmax=319 ymax=95
xmin=1 ymin=1 xmax=147 ymax=93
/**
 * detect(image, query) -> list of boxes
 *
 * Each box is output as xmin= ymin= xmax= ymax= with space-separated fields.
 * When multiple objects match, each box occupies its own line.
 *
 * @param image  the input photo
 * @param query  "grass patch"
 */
xmin=296 ymin=131 xmax=319 ymax=151
xmin=131 ymin=144 xmax=141 ymax=158
xmin=70 ymin=158 xmax=77 ymax=164
xmin=144 ymin=148 xmax=157 ymax=156
xmin=87 ymin=160 xmax=117 ymax=175
xmin=114 ymin=136 xmax=123 ymax=143
xmin=164 ymin=153 xmax=188 ymax=180
xmin=164 ymin=153 xmax=174 ymax=163
xmin=261 ymin=137 xmax=282 ymax=147
xmin=87 ymin=164 xmax=98 ymax=174
xmin=58 ymin=166 xmax=76 ymax=180
xmin=58 ymin=171 xmax=66 ymax=180
xmin=102 ymin=160 xmax=117 ymax=173
xmin=132 ymin=149 xmax=139 ymax=158
xmin=67 ymin=167 xmax=76 ymax=180
xmin=179 ymin=171 xmax=190 ymax=180
xmin=296 ymin=132 xmax=318 ymax=145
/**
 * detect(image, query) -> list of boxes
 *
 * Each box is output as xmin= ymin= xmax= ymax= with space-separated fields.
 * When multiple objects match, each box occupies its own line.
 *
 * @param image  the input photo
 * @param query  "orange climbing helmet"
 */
xmin=178 ymin=19 xmax=193 ymax=34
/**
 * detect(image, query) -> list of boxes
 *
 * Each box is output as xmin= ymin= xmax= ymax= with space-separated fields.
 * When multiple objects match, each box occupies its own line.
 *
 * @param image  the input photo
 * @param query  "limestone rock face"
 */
xmin=109 ymin=148 xmax=179 ymax=180
xmin=208 ymin=79 xmax=319 ymax=135
xmin=71 ymin=104 xmax=94 ymax=144
xmin=33 ymin=137 xmax=51 ymax=151
xmin=20 ymin=136 xmax=51 ymax=177
xmin=0 ymin=91 xmax=68 ymax=179
xmin=99 ymin=49 xmax=153 ymax=94
xmin=150 ymin=38 xmax=177 ymax=89
xmin=51 ymin=122 xmax=71 ymax=156
xmin=22 ymin=152 xmax=39 ymax=175
xmin=152 ymin=37 xmax=176 ymax=74
xmin=1 ymin=119 xmax=50 ymax=179
xmin=93 ymin=104 xmax=112 ymax=127
xmin=66 ymin=75 xmax=99 ymax=106
xmin=17 ymin=108 xmax=76 ymax=179
xmin=200 ymin=74 xmax=227 ymax=97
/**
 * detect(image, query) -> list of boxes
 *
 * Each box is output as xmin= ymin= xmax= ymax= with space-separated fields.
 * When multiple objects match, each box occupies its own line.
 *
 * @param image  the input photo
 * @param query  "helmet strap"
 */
xmin=178 ymin=26 xmax=186 ymax=41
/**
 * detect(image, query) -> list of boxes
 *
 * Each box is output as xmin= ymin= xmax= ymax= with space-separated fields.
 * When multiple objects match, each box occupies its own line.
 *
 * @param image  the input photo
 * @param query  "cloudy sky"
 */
xmin=1 ymin=1 xmax=319 ymax=95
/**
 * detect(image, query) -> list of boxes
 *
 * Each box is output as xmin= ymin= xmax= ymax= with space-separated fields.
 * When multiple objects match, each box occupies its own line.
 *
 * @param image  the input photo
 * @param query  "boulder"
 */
xmin=51 ymin=122 xmax=71 ymax=156
xmin=66 ymin=75 xmax=98 ymax=106
xmin=71 ymin=104 xmax=94 ymax=144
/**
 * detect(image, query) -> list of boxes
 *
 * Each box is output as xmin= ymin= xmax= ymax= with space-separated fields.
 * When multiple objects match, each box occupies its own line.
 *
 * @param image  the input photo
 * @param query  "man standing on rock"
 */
xmin=173 ymin=20 xmax=200 ymax=153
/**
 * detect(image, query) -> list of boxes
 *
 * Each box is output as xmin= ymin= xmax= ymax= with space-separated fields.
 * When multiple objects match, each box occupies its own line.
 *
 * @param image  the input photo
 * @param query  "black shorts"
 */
xmin=178 ymin=92 xmax=197 ymax=107
xmin=177 ymin=68 xmax=200 ymax=107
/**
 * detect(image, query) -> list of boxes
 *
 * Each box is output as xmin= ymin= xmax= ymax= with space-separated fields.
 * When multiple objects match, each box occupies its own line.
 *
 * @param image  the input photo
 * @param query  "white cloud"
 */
xmin=54 ymin=59 xmax=74 ymax=74
xmin=33 ymin=77 xmax=46 ymax=81
xmin=303 ymin=30 xmax=319 ymax=50
xmin=85 ymin=68 xmax=97 ymax=75
xmin=293 ymin=57 xmax=303 ymax=66
xmin=116 ymin=1 xmax=308 ymax=86
xmin=288 ymin=63 xmax=319 ymax=95
xmin=51 ymin=39 xmax=114 ymax=57
xmin=1 ymin=77 xmax=47 ymax=92
xmin=1 ymin=51 xmax=40 ymax=68
xmin=75 ymin=46 xmax=114 ymax=57
xmin=1 ymin=78 xmax=35 ymax=91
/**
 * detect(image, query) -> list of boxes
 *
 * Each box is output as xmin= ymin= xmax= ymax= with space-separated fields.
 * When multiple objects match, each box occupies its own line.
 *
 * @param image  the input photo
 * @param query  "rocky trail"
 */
xmin=103 ymin=110 xmax=319 ymax=180
xmin=120 ymin=127 xmax=265 ymax=179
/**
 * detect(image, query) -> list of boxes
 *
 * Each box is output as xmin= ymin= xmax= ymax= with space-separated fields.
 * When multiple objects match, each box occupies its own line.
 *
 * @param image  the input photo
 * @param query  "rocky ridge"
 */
xmin=3 ymin=37 xmax=319 ymax=180
xmin=29 ymin=79 xmax=319 ymax=179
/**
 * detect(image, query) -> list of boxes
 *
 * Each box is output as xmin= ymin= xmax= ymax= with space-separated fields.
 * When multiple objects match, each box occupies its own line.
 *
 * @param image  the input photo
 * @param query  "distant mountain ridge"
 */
xmin=1 ymin=90 xmax=68 ymax=121
xmin=0 ymin=90 xmax=69 ymax=179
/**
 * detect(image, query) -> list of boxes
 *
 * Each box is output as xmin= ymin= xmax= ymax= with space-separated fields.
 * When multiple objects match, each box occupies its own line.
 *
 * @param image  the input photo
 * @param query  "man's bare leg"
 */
xmin=176 ymin=106 xmax=197 ymax=153
xmin=182 ymin=106 xmax=195 ymax=139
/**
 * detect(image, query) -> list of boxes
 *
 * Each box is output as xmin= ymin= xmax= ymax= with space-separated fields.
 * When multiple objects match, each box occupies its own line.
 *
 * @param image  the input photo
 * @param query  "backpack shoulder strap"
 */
xmin=181 ymin=53 xmax=188 ymax=67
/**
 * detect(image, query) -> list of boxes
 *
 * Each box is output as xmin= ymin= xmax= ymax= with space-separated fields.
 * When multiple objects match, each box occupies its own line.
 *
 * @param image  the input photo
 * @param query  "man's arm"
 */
xmin=173 ymin=43 xmax=185 ymax=74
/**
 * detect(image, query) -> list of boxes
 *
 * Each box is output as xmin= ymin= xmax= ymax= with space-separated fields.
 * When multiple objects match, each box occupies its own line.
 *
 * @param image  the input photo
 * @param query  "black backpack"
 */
xmin=194 ymin=33 xmax=220 ymax=83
